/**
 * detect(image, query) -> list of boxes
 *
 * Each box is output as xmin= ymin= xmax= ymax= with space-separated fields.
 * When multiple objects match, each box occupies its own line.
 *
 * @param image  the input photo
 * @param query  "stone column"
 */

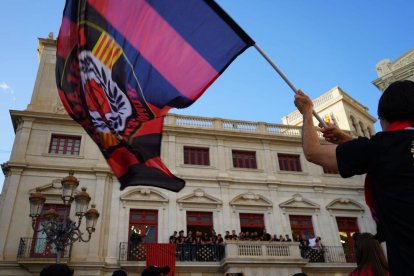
xmin=105 ymin=177 xmax=121 ymax=264
xmin=86 ymin=172 xmax=111 ymax=262
xmin=267 ymin=184 xmax=279 ymax=235
xmin=165 ymin=134 xmax=177 ymax=174
xmin=219 ymin=182 xmax=231 ymax=233
xmin=169 ymin=192 xmax=178 ymax=239
xmin=0 ymin=167 xmax=23 ymax=260
xmin=9 ymin=119 xmax=33 ymax=163
xmin=216 ymin=139 xmax=228 ymax=178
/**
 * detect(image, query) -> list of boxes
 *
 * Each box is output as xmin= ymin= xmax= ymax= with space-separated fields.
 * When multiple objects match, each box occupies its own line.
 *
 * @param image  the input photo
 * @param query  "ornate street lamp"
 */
xmin=29 ymin=172 xmax=100 ymax=263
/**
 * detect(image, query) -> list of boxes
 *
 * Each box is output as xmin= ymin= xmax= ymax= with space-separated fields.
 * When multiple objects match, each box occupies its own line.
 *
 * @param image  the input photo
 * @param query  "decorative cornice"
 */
xmin=177 ymin=188 xmax=222 ymax=210
xmin=120 ymin=188 xmax=169 ymax=205
xmin=326 ymin=198 xmax=365 ymax=213
xmin=229 ymin=192 xmax=272 ymax=212
xmin=279 ymin=194 xmax=320 ymax=213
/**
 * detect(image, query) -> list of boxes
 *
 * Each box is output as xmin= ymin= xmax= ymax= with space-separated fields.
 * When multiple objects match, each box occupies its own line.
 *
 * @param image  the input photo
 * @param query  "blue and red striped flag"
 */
xmin=56 ymin=0 xmax=254 ymax=192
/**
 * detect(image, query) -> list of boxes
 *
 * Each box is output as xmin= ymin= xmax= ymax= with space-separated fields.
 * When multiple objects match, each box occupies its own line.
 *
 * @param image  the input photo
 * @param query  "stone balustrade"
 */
xmin=225 ymin=241 xmax=302 ymax=261
xmin=164 ymin=114 xmax=305 ymax=138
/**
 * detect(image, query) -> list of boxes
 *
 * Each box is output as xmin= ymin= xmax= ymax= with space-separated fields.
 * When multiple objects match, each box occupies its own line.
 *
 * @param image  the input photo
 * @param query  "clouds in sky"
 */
xmin=0 ymin=82 xmax=16 ymax=102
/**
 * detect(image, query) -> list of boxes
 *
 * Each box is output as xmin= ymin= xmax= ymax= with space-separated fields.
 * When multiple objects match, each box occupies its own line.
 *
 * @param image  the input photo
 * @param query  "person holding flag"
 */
xmin=294 ymin=80 xmax=414 ymax=275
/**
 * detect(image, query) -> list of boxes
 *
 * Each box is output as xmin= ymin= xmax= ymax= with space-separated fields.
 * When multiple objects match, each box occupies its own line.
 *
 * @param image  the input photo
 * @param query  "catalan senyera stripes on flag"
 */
xmin=55 ymin=0 xmax=254 ymax=192
xmin=92 ymin=33 xmax=123 ymax=70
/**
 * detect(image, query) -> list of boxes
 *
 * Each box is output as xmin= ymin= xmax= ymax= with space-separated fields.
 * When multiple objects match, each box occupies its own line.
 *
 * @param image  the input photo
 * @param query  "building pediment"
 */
xmin=120 ymin=188 xmax=168 ymax=207
xmin=177 ymin=189 xmax=222 ymax=210
xmin=29 ymin=179 xmax=65 ymax=203
xmin=279 ymin=194 xmax=320 ymax=213
xmin=326 ymin=198 xmax=365 ymax=213
xmin=230 ymin=192 xmax=272 ymax=212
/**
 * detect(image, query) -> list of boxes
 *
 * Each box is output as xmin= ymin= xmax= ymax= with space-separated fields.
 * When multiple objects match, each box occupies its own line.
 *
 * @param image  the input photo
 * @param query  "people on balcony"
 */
xmin=176 ymin=230 xmax=185 ymax=244
xmin=298 ymin=235 xmax=311 ymax=258
xmin=262 ymin=229 xmax=271 ymax=241
xmin=168 ymin=231 xmax=177 ymax=244
xmin=168 ymin=229 xmax=302 ymax=243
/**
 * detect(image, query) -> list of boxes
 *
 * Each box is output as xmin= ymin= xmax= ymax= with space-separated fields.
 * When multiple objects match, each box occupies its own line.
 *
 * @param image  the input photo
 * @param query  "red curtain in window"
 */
xmin=278 ymin=154 xmax=302 ymax=171
xmin=184 ymin=147 xmax=210 ymax=165
xmin=232 ymin=150 xmax=257 ymax=169
xmin=289 ymin=215 xmax=314 ymax=239
xmin=145 ymin=243 xmax=176 ymax=276
xmin=336 ymin=217 xmax=359 ymax=262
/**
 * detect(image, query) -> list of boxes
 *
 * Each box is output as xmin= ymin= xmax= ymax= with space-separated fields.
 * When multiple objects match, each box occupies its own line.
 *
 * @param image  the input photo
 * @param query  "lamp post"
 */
xmin=29 ymin=172 xmax=100 ymax=263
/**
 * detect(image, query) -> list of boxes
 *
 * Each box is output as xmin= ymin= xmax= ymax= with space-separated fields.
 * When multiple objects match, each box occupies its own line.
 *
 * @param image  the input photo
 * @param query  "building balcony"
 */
xmin=119 ymin=241 xmax=355 ymax=275
xmin=16 ymin=237 xmax=71 ymax=267
xmin=14 ymin=239 xmax=355 ymax=275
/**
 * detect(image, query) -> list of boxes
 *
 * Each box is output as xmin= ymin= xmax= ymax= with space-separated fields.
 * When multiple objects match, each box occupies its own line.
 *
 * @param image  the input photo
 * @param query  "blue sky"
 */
xmin=1 ymin=0 xmax=414 ymax=190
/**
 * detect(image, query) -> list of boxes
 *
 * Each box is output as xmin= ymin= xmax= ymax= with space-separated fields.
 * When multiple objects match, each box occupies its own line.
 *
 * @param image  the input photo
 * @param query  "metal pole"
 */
xmin=253 ymin=44 xmax=327 ymax=128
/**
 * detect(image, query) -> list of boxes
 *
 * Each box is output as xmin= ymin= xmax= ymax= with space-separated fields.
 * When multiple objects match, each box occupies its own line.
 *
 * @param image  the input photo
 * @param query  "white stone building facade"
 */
xmin=0 ymin=37 xmax=379 ymax=276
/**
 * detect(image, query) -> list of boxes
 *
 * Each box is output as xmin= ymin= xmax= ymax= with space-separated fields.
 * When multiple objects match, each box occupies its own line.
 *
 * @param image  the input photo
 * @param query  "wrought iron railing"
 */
xmin=119 ymin=242 xmax=225 ymax=262
xmin=301 ymin=246 xmax=355 ymax=263
xmin=17 ymin=237 xmax=71 ymax=259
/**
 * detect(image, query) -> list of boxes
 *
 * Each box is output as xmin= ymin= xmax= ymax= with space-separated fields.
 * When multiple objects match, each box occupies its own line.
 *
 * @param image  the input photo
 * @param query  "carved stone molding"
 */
xmin=229 ymin=192 xmax=272 ymax=212
xmin=29 ymin=179 xmax=65 ymax=203
xmin=177 ymin=188 xmax=222 ymax=210
xmin=279 ymin=193 xmax=320 ymax=213
xmin=326 ymin=198 xmax=365 ymax=214
xmin=120 ymin=188 xmax=168 ymax=208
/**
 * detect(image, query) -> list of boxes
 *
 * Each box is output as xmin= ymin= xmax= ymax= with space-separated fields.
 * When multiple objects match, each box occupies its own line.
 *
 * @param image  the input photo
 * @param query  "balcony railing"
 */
xmin=119 ymin=242 xmax=225 ymax=262
xmin=225 ymin=241 xmax=302 ymax=260
xmin=119 ymin=242 xmax=224 ymax=262
xmin=17 ymin=237 xmax=71 ymax=260
xmin=164 ymin=114 xmax=340 ymax=139
xmin=165 ymin=114 xmax=305 ymax=137
xmin=118 ymin=241 xmax=355 ymax=265
xmin=301 ymin=246 xmax=355 ymax=263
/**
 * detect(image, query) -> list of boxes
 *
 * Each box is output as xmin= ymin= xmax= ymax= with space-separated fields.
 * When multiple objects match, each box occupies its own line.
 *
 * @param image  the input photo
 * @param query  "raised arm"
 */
xmin=294 ymin=90 xmax=338 ymax=171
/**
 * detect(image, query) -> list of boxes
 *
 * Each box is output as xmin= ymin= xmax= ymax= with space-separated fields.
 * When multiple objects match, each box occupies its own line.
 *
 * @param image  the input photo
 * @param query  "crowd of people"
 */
xmin=168 ymin=230 xmax=326 ymax=262
xmin=168 ymin=229 xmax=295 ymax=245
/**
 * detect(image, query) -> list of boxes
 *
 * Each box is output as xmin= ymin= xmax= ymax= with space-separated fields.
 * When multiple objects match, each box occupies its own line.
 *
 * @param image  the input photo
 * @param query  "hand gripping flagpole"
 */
xmin=254 ymin=44 xmax=327 ymax=128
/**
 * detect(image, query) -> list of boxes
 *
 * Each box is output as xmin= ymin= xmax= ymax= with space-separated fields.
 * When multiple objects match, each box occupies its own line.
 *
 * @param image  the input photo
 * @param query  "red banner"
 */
xmin=145 ymin=243 xmax=176 ymax=275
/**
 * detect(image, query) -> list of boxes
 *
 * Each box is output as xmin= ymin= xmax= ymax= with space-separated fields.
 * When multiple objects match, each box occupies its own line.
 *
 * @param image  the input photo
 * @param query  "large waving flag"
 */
xmin=56 ymin=0 xmax=254 ymax=192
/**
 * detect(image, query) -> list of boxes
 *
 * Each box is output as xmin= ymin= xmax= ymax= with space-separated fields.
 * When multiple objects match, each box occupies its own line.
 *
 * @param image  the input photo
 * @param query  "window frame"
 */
xmin=48 ymin=134 xmax=81 ymax=156
xmin=239 ymin=213 xmax=265 ymax=237
xmin=277 ymin=153 xmax=302 ymax=172
xmin=232 ymin=150 xmax=257 ymax=169
xmin=183 ymin=146 xmax=210 ymax=166
xmin=129 ymin=209 xmax=158 ymax=243
xmin=289 ymin=215 xmax=315 ymax=239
